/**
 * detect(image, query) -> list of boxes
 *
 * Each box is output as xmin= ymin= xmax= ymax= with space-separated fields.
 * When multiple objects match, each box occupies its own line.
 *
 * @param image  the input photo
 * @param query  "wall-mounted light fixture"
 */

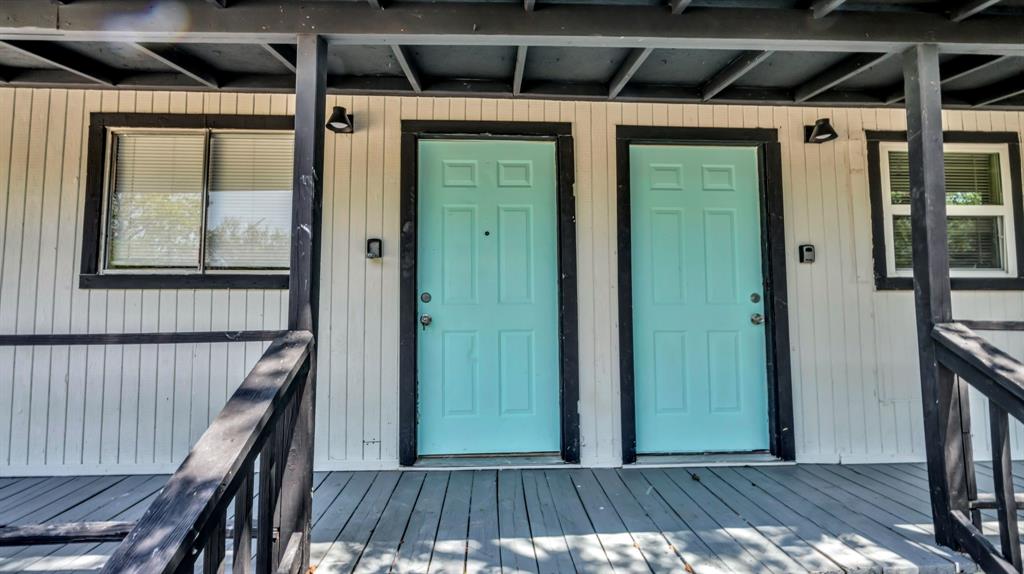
xmin=804 ymin=118 xmax=839 ymax=144
xmin=326 ymin=106 xmax=354 ymax=134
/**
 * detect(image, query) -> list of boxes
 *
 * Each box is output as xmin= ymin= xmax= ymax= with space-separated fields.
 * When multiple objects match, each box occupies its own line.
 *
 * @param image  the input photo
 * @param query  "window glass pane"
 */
xmin=205 ymin=132 xmax=294 ymax=270
xmin=893 ymin=215 xmax=1004 ymax=270
xmin=889 ymin=150 xmax=1003 ymax=206
xmin=106 ymin=132 xmax=205 ymax=269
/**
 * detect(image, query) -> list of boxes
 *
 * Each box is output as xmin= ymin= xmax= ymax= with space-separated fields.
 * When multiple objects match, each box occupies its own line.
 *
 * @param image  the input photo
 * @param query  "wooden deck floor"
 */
xmin=0 ymin=463 xmax=1008 ymax=573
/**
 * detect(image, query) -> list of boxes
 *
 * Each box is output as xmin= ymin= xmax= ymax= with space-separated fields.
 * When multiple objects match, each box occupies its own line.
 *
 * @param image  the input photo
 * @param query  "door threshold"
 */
xmin=413 ymin=453 xmax=572 ymax=470
xmin=632 ymin=452 xmax=789 ymax=468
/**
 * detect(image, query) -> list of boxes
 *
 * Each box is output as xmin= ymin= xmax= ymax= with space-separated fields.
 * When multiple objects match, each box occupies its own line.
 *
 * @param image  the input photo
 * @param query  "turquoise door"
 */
xmin=417 ymin=139 xmax=561 ymax=456
xmin=630 ymin=145 xmax=769 ymax=454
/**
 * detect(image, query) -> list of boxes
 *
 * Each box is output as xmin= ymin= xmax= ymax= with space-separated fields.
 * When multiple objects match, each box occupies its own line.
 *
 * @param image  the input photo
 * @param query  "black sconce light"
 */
xmin=366 ymin=238 xmax=382 ymax=259
xmin=326 ymin=106 xmax=354 ymax=134
xmin=804 ymin=118 xmax=839 ymax=144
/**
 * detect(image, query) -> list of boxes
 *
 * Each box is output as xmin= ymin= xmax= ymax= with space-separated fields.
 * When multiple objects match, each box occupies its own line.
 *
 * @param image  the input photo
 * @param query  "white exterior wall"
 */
xmin=1 ymin=87 xmax=1023 ymax=475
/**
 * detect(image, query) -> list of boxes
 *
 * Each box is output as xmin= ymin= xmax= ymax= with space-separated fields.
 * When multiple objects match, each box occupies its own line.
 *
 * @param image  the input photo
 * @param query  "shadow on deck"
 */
xmin=0 ymin=463 xmax=998 ymax=573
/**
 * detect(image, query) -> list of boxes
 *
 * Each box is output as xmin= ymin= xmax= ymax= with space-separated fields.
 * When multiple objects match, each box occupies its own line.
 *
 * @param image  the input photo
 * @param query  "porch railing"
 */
xmin=85 ymin=329 xmax=314 ymax=574
xmin=931 ymin=321 xmax=1024 ymax=574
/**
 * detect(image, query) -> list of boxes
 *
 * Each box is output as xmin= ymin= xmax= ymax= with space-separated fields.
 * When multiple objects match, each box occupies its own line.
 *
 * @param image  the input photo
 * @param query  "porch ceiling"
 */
xmin=1 ymin=0 xmax=1023 ymax=109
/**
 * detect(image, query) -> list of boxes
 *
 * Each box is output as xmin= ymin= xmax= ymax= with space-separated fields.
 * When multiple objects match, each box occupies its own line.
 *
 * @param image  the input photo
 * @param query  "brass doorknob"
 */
xmin=750 ymin=313 xmax=765 ymax=325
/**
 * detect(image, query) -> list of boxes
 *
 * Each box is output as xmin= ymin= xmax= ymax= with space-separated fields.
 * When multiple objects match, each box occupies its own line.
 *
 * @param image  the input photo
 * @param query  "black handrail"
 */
xmin=932 ymin=322 xmax=1024 ymax=573
xmin=100 ymin=330 xmax=314 ymax=574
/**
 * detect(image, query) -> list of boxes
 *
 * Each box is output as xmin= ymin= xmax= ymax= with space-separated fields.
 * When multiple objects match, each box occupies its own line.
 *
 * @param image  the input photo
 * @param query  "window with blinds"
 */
xmin=882 ymin=143 xmax=1014 ymax=276
xmin=104 ymin=129 xmax=294 ymax=273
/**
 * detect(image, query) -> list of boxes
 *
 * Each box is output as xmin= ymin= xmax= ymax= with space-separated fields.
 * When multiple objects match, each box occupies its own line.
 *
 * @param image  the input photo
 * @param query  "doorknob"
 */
xmin=750 ymin=313 xmax=765 ymax=325
xmin=420 ymin=314 xmax=433 ymax=329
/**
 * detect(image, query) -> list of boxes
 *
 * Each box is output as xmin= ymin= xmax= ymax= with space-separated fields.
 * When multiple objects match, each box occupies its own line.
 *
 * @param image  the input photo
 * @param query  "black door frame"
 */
xmin=398 ymin=120 xmax=580 ymax=466
xmin=616 ymin=125 xmax=795 ymax=464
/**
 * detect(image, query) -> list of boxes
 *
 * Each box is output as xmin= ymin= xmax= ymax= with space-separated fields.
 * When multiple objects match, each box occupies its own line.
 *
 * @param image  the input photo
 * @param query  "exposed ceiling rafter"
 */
xmin=391 ymin=45 xmax=422 ymax=92
xmin=513 ymin=46 xmax=528 ymax=96
xmin=885 ymin=54 xmax=1012 ymax=104
xmin=810 ymin=0 xmax=847 ymax=19
xmin=135 ymin=43 xmax=220 ymax=88
xmin=971 ymin=74 xmax=1024 ymax=106
xmin=701 ymin=50 xmax=772 ymax=101
xmin=668 ymin=0 xmax=692 ymax=14
xmin=794 ymin=52 xmax=896 ymax=102
xmin=262 ymin=43 xmax=297 ymax=73
xmin=0 ymin=40 xmax=116 ymax=85
xmin=950 ymin=0 xmax=1002 ymax=22
xmin=608 ymin=47 xmax=653 ymax=99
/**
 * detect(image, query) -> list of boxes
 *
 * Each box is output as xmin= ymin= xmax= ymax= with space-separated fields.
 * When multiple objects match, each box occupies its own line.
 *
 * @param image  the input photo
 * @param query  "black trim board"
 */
xmin=0 ymin=330 xmax=286 ymax=346
xmin=80 ymin=112 xmax=295 ymax=290
xmin=398 ymin=120 xmax=579 ymax=466
xmin=866 ymin=130 xmax=1024 ymax=291
xmin=615 ymin=125 xmax=795 ymax=464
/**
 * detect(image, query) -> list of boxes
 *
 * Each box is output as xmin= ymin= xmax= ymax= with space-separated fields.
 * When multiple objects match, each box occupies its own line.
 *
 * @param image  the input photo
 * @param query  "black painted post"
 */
xmin=282 ymin=32 xmax=326 ymax=570
xmin=903 ymin=43 xmax=970 ymax=547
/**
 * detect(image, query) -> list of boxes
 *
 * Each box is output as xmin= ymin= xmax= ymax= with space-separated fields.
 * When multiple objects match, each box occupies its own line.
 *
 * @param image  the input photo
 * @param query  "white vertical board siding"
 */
xmin=0 ymin=89 xmax=286 ymax=475
xmin=2 ymin=88 xmax=1023 ymax=474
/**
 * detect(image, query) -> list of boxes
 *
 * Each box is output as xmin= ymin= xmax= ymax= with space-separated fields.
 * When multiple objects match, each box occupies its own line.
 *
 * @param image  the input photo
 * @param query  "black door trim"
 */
xmin=616 ymin=126 xmax=795 ymax=464
xmin=399 ymin=120 xmax=579 ymax=466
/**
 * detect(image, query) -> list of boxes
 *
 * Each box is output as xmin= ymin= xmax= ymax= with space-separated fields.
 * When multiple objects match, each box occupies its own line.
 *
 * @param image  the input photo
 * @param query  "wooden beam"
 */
xmin=951 ymin=0 xmax=1002 ymax=22
xmin=810 ymin=0 xmax=847 ymax=18
xmin=0 ymin=40 xmax=115 ymax=85
xmin=513 ymin=45 xmax=528 ymax=96
xmin=886 ymin=54 xmax=1012 ymax=103
xmin=283 ymin=33 xmax=327 ymax=570
xmin=701 ymin=50 xmax=772 ymax=101
xmin=903 ymin=42 xmax=967 ymax=549
xmin=795 ymin=52 xmax=895 ymax=102
xmin=608 ymin=47 xmax=652 ymax=99
xmin=3 ymin=3 xmax=1024 ymax=55
xmin=972 ymin=74 xmax=1024 ymax=107
xmin=668 ymin=0 xmax=691 ymax=14
xmin=135 ymin=43 xmax=220 ymax=88
xmin=0 ymin=522 xmax=133 ymax=545
xmin=391 ymin=45 xmax=423 ymax=92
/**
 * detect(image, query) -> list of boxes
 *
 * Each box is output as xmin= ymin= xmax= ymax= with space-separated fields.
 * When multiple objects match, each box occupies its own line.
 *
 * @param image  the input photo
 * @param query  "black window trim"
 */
xmin=867 ymin=130 xmax=1024 ymax=291
xmin=80 ymin=113 xmax=295 ymax=290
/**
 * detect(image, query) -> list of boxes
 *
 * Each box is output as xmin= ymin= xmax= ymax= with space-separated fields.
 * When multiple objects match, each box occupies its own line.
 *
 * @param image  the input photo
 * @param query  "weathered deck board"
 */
xmin=0 ymin=464 xmax=998 ymax=573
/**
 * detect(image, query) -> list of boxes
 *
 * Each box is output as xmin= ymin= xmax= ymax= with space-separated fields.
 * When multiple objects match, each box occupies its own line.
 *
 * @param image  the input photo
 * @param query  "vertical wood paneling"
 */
xmin=2 ymin=87 xmax=1024 ymax=473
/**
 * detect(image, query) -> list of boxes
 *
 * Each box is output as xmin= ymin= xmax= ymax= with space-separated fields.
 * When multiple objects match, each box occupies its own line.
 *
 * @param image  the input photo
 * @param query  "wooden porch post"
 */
xmin=903 ymin=43 xmax=971 ymax=547
xmin=282 ymin=32 xmax=326 ymax=569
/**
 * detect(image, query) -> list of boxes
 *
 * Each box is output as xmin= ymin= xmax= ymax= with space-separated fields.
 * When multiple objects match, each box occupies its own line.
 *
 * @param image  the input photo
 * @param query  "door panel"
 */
xmin=417 ymin=139 xmax=560 ymax=456
xmin=631 ymin=145 xmax=769 ymax=454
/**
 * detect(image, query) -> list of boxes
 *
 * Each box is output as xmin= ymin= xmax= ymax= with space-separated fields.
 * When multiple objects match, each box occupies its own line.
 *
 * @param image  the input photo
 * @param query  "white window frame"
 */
xmin=98 ymin=126 xmax=294 ymax=276
xmin=879 ymin=141 xmax=1017 ymax=279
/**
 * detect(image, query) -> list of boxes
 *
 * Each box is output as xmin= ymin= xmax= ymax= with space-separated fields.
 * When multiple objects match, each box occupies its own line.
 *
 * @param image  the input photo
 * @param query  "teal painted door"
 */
xmin=630 ymin=145 xmax=769 ymax=454
xmin=417 ymin=139 xmax=561 ymax=456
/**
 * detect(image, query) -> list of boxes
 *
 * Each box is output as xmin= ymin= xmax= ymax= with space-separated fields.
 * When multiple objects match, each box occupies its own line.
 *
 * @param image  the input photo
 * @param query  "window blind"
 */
xmin=106 ymin=132 xmax=206 ymax=269
xmin=893 ymin=215 xmax=1003 ymax=270
xmin=888 ymin=151 xmax=1003 ymax=206
xmin=205 ymin=132 xmax=294 ymax=269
